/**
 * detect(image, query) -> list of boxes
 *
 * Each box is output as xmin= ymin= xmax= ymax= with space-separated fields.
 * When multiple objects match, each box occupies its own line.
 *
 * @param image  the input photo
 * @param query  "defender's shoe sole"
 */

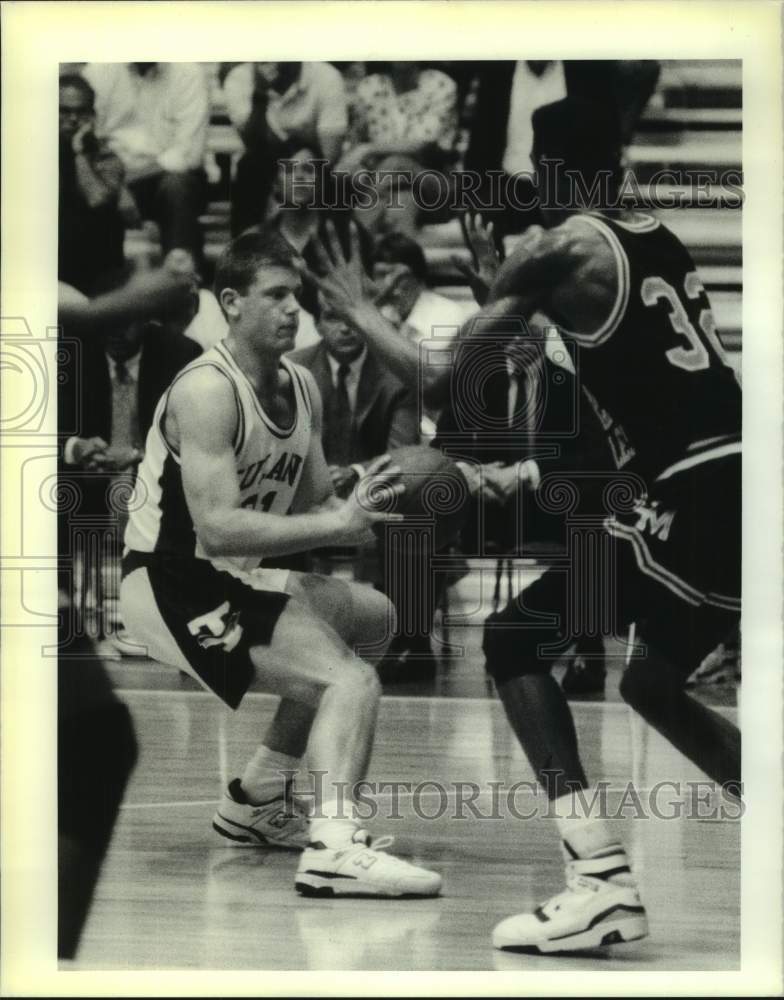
xmin=493 ymin=904 xmax=649 ymax=953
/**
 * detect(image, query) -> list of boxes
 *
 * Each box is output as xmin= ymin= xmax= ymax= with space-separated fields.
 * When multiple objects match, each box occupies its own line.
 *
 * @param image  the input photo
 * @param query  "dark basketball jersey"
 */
xmin=547 ymin=213 xmax=741 ymax=483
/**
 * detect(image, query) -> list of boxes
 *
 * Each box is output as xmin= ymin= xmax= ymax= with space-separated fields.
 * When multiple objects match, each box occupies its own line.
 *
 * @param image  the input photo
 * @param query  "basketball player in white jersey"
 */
xmin=120 ymin=229 xmax=441 ymax=898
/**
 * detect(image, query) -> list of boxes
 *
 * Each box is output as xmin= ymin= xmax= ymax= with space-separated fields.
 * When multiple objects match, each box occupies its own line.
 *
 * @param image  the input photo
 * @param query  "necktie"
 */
xmin=109 ymin=359 xmax=141 ymax=530
xmin=111 ymin=361 xmax=140 ymax=449
xmin=506 ymin=339 xmax=544 ymax=461
xmin=327 ymin=363 xmax=354 ymax=467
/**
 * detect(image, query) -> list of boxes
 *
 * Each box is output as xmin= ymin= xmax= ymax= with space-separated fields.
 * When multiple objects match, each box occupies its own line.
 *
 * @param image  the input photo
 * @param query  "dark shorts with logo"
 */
xmin=485 ymin=451 xmax=740 ymax=679
xmin=121 ymin=551 xmax=290 ymax=709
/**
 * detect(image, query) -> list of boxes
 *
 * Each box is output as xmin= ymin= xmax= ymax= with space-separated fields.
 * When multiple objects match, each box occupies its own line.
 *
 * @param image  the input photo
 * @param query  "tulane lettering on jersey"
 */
xmin=546 ymin=213 xmax=742 ymax=482
xmin=238 ymin=451 xmax=304 ymax=496
xmin=125 ymin=342 xmax=312 ymax=576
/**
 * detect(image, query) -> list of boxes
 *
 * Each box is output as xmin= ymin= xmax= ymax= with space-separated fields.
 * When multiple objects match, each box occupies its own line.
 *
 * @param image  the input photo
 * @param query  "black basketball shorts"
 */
xmin=120 ymin=552 xmax=291 ymax=709
xmin=485 ymin=447 xmax=740 ymax=679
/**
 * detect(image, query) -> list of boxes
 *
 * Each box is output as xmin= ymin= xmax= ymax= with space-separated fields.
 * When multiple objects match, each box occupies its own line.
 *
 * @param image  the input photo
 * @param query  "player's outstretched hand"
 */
xmin=452 ymin=212 xmax=501 ymax=306
xmin=302 ymin=220 xmax=368 ymax=326
xmin=335 ymin=454 xmax=405 ymax=546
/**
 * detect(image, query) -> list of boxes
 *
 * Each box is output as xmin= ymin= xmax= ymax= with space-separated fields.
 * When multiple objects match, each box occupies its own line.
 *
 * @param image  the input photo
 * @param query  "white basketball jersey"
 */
xmin=125 ymin=340 xmax=313 ymax=577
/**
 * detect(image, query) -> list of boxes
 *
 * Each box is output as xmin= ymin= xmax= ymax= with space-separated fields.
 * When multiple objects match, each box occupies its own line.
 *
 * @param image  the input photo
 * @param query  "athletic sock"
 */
xmin=240 ymin=747 xmax=299 ymax=805
xmin=552 ymin=790 xmax=635 ymax=886
xmin=309 ymin=797 xmax=360 ymax=849
xmin=553 ymin=790 xmax=621 ymax=860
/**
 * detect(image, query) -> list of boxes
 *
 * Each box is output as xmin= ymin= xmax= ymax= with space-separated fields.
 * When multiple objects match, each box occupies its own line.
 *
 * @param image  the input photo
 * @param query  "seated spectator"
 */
xmin=223 ymin=62 xmax=348 ymax=235
xmin=247 ymin=145 xmax=373 ymax=345
xmin=436 ymin=214 xmax=614 ymax=694
xmin=331 ymin=61 xmax=368 ymax=148
xmin=373 ymin=231 xmax=473 ymax=338
xmin=290 ymin=293 xmax=418 ymax=497
xmin=372 ymin=231 xmax=474 ymax=438
xmin=58 ymin=74 xmax=130 ymax=295
xmin=59 ymin=306 xmax=202 ymax=511
xmin=290 ymin=295 xmax=424 ymax=676
xmin=464 ymin=60 xmax=660 ymax=237
xmin=58 ymin=271 xmax=202 ymax=610
xmin=83 ymin=62 xmax=209 ymax=264
xmin=338 ymin=62 xmax=458 ymax=235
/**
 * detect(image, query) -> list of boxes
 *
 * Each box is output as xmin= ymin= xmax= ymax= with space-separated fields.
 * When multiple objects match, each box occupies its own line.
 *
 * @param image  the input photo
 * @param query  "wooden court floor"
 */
xmin=72 ymin=687 xmax=740 ymax=972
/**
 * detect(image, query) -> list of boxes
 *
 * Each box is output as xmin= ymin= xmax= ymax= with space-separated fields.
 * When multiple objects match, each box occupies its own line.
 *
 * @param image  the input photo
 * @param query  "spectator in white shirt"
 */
xmin=83 ymin=62 xmax=209 ymax=264
xmin=59 ymin=74 xmax=130 ymax=295
xmin=222 ymin=62 xmax=348 ymax=235
xmin=373 ymin=232 xmax=472 ymax=340
xmin=337 ymin=62 xmax=458 ymax=236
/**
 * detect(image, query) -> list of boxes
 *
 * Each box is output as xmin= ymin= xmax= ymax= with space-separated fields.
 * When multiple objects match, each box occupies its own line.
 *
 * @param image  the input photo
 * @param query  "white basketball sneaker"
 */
xmin=492 ymin=847 xmax=648 ymax=953
xmin=295 ymin=830 xmax=442 ymax=898
xmin=212 ymin=778 xmax=309 ymax=849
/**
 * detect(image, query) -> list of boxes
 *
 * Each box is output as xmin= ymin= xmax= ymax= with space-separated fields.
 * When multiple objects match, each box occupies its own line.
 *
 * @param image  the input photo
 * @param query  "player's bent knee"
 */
xmin=330 ymin=659 xmax=382 ymax=704
xmin=352 ymin=660 xmax=383 ymax=700
xmin=354 ymin=585 xmax=397 ymax=640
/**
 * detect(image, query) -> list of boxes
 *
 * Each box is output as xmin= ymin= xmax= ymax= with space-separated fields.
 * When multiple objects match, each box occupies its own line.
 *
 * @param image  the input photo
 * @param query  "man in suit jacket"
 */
xmin=291 ymin=298 xmax=426 ymax=679
xmin=290 ymin=297 xmax=419 ymax=497
xmin=60 ymin=320 xmax=201 ymax=469
xmin=58 ymin=318 xmax=202 ymax=563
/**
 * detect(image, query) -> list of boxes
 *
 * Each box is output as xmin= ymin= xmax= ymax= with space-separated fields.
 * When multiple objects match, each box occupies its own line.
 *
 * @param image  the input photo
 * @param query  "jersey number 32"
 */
xmin=641 ymin=272 xmax=732 ymax=374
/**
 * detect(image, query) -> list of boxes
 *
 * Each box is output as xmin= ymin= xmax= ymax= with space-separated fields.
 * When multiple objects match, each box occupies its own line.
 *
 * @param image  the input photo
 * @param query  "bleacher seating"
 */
xmin=124 ymin=60 xmax=743 ymax=354
xmin=95 ymin=60 xmax=745 ymax=647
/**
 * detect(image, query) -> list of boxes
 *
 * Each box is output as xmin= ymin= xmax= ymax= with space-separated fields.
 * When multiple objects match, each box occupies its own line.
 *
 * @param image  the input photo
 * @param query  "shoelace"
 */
xmin=366 ymin=834 xmax=395 ymax=852
xmin=352 ymin=829 xmax=395 ymax=851
xmin=540 ymin=867 xmax=603 ymax=916
xmin=335 ymin=831 xmax=400 ymax=864
xmin=542 ymin=882 xmax=582 ymax=915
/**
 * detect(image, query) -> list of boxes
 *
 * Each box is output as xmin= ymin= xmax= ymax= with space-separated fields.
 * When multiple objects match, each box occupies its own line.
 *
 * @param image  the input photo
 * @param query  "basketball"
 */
xmin=373 ymin=445 xmax=470 ymax=551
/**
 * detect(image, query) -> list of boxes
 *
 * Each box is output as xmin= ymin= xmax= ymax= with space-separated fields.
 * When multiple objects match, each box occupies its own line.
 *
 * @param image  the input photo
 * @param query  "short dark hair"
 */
xmin=373 ymin=232 xmax=428 ymax=283
xmin=532 ymin=96 xmax=621 ymax=176
xmin=213 ymin=228 xmax=302 ymax=300
xmin=59 ymin=73 xmax=95 ymax=108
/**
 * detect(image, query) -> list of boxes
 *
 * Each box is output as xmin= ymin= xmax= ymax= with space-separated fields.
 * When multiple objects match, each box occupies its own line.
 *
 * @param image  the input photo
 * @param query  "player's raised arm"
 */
xmin=303 ymin=220 xmax=447 ymax=406
xmin=484 ymin=224 xmax=575 ymax=313
xmin=484 ymin=218 xmax=618 ymax=339
xmin=170 ymin=366 xmax=401 ymax=557
xmin=58 ymin=255 xmax=199 ymax=334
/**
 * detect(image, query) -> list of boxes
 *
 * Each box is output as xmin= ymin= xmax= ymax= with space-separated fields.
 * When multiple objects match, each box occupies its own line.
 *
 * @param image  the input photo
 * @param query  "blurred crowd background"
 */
xmin=57 ymin=59 xmax=741 ymax=689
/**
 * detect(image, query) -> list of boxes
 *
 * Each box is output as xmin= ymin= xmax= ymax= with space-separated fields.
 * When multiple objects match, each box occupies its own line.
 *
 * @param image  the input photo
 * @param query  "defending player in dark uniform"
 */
xmin=470 ymin=97 xmax=741 ymax=951
xmin=120 ymin=229 xmax=441 ymax=898
xmin=301 ymin=101 xmax=740 ymax=947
